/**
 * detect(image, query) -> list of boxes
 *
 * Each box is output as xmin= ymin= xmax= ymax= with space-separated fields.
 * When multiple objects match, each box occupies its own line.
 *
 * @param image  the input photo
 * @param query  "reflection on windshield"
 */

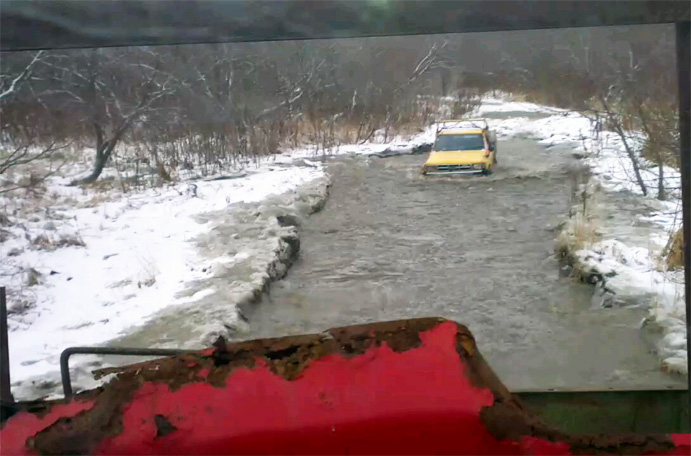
xmin=434 ymin=134 xmax=485 ymax=151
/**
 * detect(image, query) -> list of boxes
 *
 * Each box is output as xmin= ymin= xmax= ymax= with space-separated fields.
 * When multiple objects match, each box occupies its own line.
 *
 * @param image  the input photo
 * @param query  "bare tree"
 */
xmin=1 ymin=26 xmax=677 ymax=193
xmin=0 ymin=51 xmax=45 ymax=101
xmin=591 ymin=31 xmax=677 ymax=199
xmin=0 ymin=51 xmax=72 ymax=196
xmin=596 ymin=88 xmax=648 ymax=196
xmin=0 ymin=142 xmax=65 ymax=176
xmin=451 ymin=84 xmax=481 ymax=117
xmin=399 ymin=41 xmax=449 ymax=91
xmin=26 ymin=49 xmax=175 ymax=184
xmin=79 ymin=50 xmax=173 ymax=183
xmin=635 ymin=98 xmax=678 ymax=200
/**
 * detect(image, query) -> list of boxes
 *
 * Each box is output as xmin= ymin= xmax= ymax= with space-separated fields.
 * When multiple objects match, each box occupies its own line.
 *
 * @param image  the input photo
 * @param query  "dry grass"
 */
xmin=79 ymin=192 xmax=116 ymax=209
xmin=0 ymin=228 xmax=11 ymax=243
xmin=665 ymin=228 xmax=684 ymax=270
xmin=286 ymin=105 xmax=441 ymax=151
xmin=557 ymin=170 xmax=600 ymax=274
xmin=556 ymin=216 xmax=599 ymax=260
xmin=0 ymin=213 xmax=12 ymax=226
xmin=6 ymin=297 xmax=35 ymax=317
xmin=31 ymin=233 xmax=86 ymax=251
xmin=571 ymin=218 xmax=600 ymax=248
xmin=137 ymin=256 xmax=158 ymax=288
xmin=26 ymin=267 xmax=42 ymax=286
xmin=555 ymin=183 xmax=601 ymax=284
xmin=661 ymin=357 xmax=688 ymax=376
xmin=554 ymin=231 xmax=572 ymax=261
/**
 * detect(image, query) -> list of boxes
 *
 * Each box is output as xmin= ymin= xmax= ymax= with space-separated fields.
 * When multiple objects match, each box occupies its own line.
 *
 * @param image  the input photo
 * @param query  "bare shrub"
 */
xmin=664 ymin=228 xmax=684 ymax=270
xmin=137 ymin=257 xmax=158 ymax=288
xmin=0 ymin=213 xmax=11 ymax=226
xmin=31 ymin=233 xmax=85 ymax=251
xmin=555 ymin=217 xmax=599 ymax=260
xmin=571 ymin=218 xmax=599 ymax=249
xmin=557 ymin=169 xmax=600 ymax=273
xmin=26 ymin=267 xmax=42 ymax=286
xmin=7 ymin=297 xmax=35 ymax=317
xmin=0 ymin=228 xmax=12 ymax=243
xmin=451 ymin=86 xmax=481 ymax=118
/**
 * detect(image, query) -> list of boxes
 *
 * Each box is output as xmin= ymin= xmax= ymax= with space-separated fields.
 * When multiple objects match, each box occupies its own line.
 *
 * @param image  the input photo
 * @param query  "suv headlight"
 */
xmin=472 ymin=164 xmax=484 ymax=169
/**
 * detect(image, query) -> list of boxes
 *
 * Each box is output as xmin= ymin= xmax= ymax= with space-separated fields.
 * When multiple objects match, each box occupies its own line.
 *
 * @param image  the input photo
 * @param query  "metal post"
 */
xmin=676 ymin=21 xmax=691 ymax=421
xmin=60 ymin=347 xmax=195 ymax=398
xmin=0 ymin=287 xmax=13 ymax=403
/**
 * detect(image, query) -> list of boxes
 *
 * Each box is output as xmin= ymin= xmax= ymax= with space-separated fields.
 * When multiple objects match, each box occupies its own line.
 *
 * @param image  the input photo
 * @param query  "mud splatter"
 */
xmin=154 ymin=415 xmax=177 ymax=438
xmin=480 ymin=400 xmax=674 ymax=455
xmin=26 ymin=318 xmax=444 ymax=453
xmin=28 ymin=379 xmax=136 ymax=455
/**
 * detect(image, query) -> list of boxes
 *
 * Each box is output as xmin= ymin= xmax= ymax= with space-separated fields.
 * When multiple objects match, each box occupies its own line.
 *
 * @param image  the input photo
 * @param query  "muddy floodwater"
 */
xmin=244 ymin=136 xmax=685 ymax=391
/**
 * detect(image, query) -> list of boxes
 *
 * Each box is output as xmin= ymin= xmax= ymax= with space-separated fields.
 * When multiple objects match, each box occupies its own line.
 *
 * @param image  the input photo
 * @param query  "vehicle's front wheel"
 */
xmin=483 ymin=167 xmax=493 ymax=176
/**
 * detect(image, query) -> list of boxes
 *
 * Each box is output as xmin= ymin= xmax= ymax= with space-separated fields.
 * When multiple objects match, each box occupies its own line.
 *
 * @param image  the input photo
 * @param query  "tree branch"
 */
xmin=0 ymin=51 xmax=44 ymax=100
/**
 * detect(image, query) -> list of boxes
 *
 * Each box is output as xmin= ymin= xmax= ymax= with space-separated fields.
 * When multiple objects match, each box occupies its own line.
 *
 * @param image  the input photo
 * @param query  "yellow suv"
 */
xmin=422 ymin=119 xmax=497 ymax=175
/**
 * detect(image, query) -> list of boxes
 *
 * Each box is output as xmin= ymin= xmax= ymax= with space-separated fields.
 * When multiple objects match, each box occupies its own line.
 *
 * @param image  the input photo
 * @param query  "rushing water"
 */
xmin=244 ymin=136 xmax=685 ymax=391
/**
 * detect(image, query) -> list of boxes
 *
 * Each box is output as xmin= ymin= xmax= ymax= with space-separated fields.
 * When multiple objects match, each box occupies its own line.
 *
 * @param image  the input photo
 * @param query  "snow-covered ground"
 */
xmin=285 ymin=127 xmax=437 ymax=160
xmin=479 ymin=96 xmax=686 ymax=375
xmin=1 ymin=157 xmax=326 ymax=397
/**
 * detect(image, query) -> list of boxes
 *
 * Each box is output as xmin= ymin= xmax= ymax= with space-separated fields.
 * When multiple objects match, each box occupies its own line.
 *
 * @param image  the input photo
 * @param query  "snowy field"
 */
xmin=2 ymin=156 xmax=326 ymax=396
xmin=478 ymin=97 xmax=686 ymax=375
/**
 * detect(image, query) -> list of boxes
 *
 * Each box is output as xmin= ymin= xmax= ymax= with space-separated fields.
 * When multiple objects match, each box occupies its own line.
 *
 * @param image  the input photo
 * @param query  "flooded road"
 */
xmin=244 ymin=137 xmax=684 ymax=390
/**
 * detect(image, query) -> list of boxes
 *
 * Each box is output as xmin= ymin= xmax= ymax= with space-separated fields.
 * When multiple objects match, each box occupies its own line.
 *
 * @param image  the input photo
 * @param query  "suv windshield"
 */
xmin=434 ymin=134 xmax=485 ymax=151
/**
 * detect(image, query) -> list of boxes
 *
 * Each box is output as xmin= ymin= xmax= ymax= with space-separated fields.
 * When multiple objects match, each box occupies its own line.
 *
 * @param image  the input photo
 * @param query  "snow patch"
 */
xmin=280 ymin=125 xmax=436 ymax=161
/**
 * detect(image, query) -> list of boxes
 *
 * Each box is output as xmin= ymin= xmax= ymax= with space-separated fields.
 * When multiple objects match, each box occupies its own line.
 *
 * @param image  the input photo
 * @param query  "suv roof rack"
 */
xmin=436 ymin=119 xmax=489 ymax=132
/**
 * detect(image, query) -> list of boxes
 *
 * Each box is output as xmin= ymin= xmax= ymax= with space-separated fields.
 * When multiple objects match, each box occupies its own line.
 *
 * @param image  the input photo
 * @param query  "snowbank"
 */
xmin=489 ymin=98 xmax=686 ymax=375
xmin=150 ymin=175 xmax=332 ymax=349
xmin=282 ymin=126 xmax=436 ymax=161
xmin=2 ymin=158 xmax=327 ymax=399
xmin=570 ymin=227 xmax=686 ymax=376
xmin=477 ymin=97 xmax=566 ymax=115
